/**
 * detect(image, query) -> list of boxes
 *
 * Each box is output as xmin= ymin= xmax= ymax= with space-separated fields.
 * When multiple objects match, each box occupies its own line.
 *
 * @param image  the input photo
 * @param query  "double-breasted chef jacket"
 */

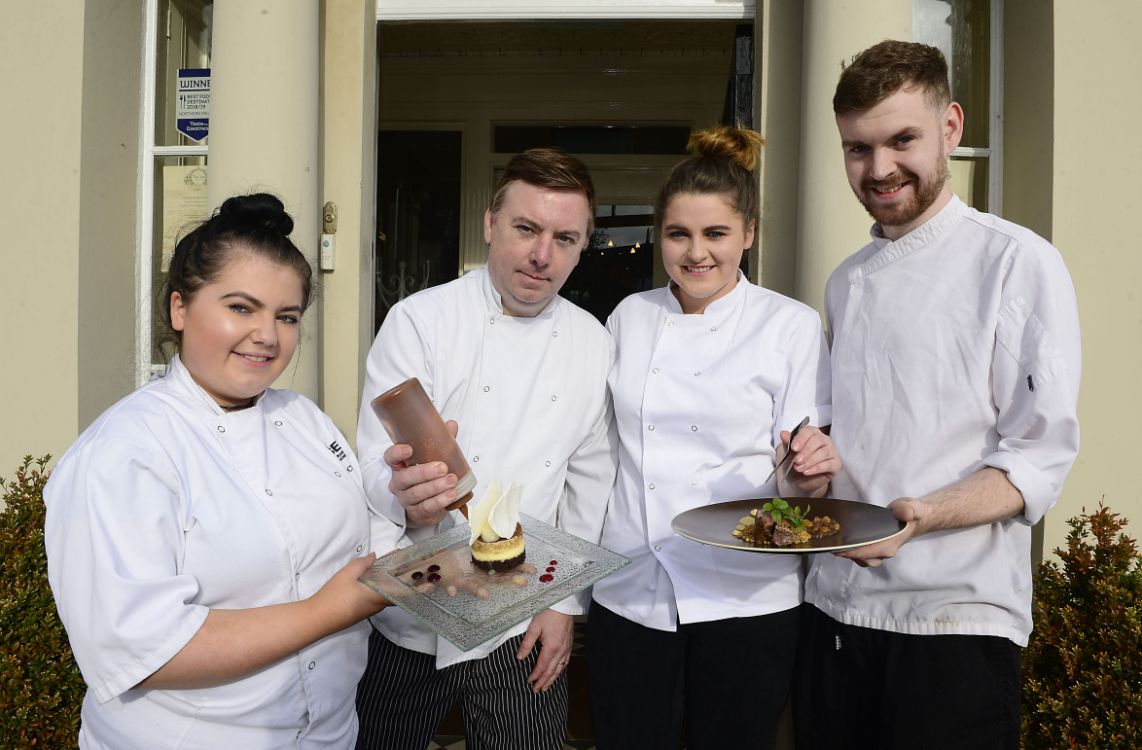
xmin=806 ymin=196 xmax=1082 ymax=647
xmin=357 ymin=267 xmax=616 ymax=667
xmin=45 ymin=355 xmax=378 ymax=749
xmin=592 ymin=275 xmax=832 ymax=630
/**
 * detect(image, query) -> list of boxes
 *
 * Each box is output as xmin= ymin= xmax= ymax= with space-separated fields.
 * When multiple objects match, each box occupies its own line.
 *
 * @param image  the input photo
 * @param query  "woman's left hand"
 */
xmin=775 ymin=425 xmax=840 ymax=498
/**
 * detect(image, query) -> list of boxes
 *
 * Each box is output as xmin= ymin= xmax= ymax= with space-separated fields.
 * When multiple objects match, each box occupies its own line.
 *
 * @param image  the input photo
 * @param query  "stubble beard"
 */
xmin=859 ymin=157 xmax=948 ymax=231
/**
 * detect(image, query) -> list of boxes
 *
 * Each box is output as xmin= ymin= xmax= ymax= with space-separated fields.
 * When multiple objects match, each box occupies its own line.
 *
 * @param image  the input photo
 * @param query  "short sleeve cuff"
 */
xmin=89 ymin=604 xmax=209 ymax=704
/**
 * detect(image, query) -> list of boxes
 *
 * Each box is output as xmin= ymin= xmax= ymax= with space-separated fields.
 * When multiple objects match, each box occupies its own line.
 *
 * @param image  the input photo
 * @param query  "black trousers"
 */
xmin=586 ymin=599 xmax=799 ymax=750
xmin=355 ymin=627 xmax=568 ymax=750
xmin=793 ymin=603 xmax=1021 ymax=750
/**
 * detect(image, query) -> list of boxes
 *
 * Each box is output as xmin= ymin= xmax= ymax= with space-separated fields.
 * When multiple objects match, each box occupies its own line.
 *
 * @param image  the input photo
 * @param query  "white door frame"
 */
xmin=377 ymin=0 xmax=753 ymax=21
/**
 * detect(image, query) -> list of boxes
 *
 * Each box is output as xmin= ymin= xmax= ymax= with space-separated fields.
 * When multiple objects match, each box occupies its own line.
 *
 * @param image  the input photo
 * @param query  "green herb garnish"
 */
xmin=763 ymin=498 xmax=810 ymax=528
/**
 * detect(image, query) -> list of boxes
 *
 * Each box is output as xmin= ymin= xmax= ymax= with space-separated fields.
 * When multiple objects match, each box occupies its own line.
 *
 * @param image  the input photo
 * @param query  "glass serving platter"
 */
xmin=671 ymin=497 xmax=906 ymax=554
xmin=359 ymin=514 xmax=629 ymax=651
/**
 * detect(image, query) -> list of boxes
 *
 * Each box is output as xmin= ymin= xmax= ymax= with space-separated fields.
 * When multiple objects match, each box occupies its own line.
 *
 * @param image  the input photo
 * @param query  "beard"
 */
xmin=857 ymin=157 xmax=948 ymax=230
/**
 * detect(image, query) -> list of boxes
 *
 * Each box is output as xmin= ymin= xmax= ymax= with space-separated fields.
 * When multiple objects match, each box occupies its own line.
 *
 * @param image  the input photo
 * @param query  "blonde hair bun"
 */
xmin=686 ymin=127 xmax=765 ymax=172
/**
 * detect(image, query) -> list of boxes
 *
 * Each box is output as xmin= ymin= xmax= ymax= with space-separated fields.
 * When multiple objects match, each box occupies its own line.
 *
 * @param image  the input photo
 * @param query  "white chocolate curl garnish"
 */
xmin=468 ymin=480 xmax=523 ymax=546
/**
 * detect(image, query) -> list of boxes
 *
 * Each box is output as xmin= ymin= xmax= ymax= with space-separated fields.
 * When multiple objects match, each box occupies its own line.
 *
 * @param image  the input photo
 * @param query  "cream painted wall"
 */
xmin=794 ymin=0 xmax=912 ymax=315
xmin=1042 ymin=0 xmax=1142 ymax=553
xmin=0 ymin=4 xmax=84 ymax=478
xmin=0 ymin=3 xmax=142 ymax=480
xmin=755 ymin=0 xmax=804 ymax=298
xmin=321 ymin=0 xmax=378 ymax=444
xmin=208 ymin=0 xmax=321 ymax=403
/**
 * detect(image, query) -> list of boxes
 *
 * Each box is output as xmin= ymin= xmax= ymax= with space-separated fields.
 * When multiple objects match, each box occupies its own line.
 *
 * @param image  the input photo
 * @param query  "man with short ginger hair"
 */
xmin=794 ymin=40 xmax=1082 ymax=749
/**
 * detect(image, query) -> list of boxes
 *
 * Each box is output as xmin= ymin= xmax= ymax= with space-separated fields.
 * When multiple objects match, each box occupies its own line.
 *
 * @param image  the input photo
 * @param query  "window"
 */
xmin=138 ymin=0 xmax=213 ymax=383
xmin=914 ymin=0 xmax=1003 ymax=214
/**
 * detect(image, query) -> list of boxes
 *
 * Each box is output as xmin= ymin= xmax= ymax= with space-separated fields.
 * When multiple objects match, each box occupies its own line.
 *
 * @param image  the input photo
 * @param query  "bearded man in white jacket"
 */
xmin=353 ymin=148 xmax=616 ymax=750
xmin=795 ymin=40 xmax=1082 ymax=750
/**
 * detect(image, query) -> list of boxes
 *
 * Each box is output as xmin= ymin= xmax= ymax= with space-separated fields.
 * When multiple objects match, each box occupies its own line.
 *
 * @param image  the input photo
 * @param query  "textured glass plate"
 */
xmin=359 ymin=514 xmax=629 ymax=651
xmin=672 ymin=497 xmax=906 ymax=554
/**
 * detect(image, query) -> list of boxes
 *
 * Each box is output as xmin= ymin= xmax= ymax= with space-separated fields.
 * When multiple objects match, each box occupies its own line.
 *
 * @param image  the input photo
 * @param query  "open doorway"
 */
xmin=374 ymin=19 xmax=752 ymax=331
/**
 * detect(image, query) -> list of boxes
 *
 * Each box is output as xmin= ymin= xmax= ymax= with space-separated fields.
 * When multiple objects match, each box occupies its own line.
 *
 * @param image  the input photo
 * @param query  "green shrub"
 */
xmin=1022 ymin=503 xmax=1142 ymax=749
xmin=0 ymin=456 xmax=84 ymax=748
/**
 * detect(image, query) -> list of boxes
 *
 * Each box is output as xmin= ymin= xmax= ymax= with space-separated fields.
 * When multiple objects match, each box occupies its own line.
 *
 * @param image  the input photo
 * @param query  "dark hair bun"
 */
xmin=217 ymin=193 xmax=294 ymax=237
xmin=687 ymin=127 xmax=765 ymax=172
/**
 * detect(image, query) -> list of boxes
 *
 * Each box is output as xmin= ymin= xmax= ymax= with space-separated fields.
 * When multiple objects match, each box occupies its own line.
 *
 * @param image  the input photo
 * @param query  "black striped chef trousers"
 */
xmin=355 ymin=626 xmax=569 ymax=750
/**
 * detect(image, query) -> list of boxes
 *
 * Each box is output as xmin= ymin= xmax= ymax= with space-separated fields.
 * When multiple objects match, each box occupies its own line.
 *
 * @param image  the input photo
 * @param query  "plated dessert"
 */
xmin=468 ymin=481 xmax=527 ymax=571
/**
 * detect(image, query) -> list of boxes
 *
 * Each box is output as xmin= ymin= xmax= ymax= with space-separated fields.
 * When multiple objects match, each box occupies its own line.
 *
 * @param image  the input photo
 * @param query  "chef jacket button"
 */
xmin=473 ymin=455 xmax=480 ymax=462
xmin=334 ymin=471 xmax=342 ymax=477
xmin=694 ymin=371 xmax=701 ymax=377
xmin=308 ymin=661 xmax=316 ymax=670
xmin=691 ymin=479 xmax=699 ymax=486
xmin=356 ymin=544 xmax=364 ymax=553
xmin=483 ymin=385 xmax=491 ymax=392
xmin=647 ymin=424 xmax=655 ymax=431
xmin=654 ymin=544 xmax=661 ymax=551
xmin=552 ymin=330 xmax=559 ymax=337
xmin=217 ymin=425 xmax=225 ymax=433
xmin=265 ymin=489 xmax=273 ymax=496
xmin=710 ymin=326 xmax=717 ymax=332
xmin=489 ymin=317 xmax=496 ymax=324
xmin=347 ymin=465 xmax=354 ymax=472
xmin=652 ymin=368 xmax=660 ymax=375
xmin=545 ymin=461 xmax=551 ymax=467
xmin=690 ymin=425 xmax=698 ymax=432
xmin=295 ymin=572 xmax=300 ymax=579
xmin=648 ymin=483 xmax=655 ymax=490
xmin=274 ymin=420 xmax=283 ymax=427
xmin=667 ymin=321 xmax=675 ymax=327
xmin=551 ymin=395 xmax=557 ymax=402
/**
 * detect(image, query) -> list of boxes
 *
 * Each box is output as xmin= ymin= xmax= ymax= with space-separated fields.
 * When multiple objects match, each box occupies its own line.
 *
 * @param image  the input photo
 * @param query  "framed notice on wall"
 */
xmin=176 ymin=68 xmax=211 ymax=141
xmin=161 ymin=165 xmax=209 ymax=272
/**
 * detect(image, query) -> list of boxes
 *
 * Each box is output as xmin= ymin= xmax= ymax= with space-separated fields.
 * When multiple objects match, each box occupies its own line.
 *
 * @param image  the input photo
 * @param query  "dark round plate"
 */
xmin=671 ymin=497 xmax=906 ymax=554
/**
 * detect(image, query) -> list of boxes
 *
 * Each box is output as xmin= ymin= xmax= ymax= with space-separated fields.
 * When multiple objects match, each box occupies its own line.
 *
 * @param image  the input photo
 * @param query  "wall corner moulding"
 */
xmin=377 ymin=0 xmax=753 ymax=21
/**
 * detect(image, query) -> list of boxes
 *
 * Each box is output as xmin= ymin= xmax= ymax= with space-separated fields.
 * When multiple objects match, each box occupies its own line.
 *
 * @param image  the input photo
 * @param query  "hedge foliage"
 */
xmin=1022 ymin=503 xmax=1142 ymax=749
xmin=0 ymin=456 xmax=84 ymax=748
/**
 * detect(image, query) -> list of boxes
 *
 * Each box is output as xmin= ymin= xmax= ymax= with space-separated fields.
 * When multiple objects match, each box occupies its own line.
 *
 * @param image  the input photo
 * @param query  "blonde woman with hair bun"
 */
xmin=586 ymin=126 xmax=840 ymax=749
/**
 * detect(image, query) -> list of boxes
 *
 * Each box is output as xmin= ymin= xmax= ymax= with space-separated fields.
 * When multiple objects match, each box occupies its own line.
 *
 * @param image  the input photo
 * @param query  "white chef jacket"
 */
xmin=44 ymin=356 xmax=379 ymax=750
xmin=357 ymin=266 xmax=616 ymax=667
xmin=591 ymin=276 xmax=832 ymax=630
xmin=805 ymin=196 xmax=1081 ymax=646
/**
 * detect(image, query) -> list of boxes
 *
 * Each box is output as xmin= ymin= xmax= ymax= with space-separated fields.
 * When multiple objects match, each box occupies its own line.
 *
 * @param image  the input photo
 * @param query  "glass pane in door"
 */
xmin=375 ymin=130 xmax=463 ymax=333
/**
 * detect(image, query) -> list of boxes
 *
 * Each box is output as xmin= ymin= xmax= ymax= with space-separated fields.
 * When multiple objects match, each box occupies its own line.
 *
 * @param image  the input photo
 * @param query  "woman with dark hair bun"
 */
xmin=44 ymin=193 xmax=392 ymax=749
xmin=586 ymin=128 xmax=840 ymax=749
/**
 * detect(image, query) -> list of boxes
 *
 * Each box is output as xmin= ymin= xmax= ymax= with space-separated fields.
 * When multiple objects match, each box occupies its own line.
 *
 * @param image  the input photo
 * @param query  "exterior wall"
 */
xmin=793 ymin=0 xmax=912 ymax=312
xmin=208 ymin=0 xmax=321 ymax=402
xmin=1044 ymin=0 xmax=1142 ymax=550
xmin=321 ymin=0 xmax=379 ymax=443
xmin=0 ymin=2 xmax=142 ymax=478
xmin=755 ymin=0 xmax=803 ymax=297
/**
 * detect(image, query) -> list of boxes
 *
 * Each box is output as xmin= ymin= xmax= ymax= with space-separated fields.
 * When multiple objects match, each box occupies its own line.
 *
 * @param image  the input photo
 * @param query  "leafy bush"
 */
xmin=1022 ymin=503 xmax=1142 ymax=749
xmin=0 ymin=456 xmax=84 ymax=747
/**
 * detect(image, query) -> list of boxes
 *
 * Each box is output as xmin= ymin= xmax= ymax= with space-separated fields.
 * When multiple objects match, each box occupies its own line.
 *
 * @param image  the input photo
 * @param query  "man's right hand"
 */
xmin=384 ymin=419 xmax=461 ymax=528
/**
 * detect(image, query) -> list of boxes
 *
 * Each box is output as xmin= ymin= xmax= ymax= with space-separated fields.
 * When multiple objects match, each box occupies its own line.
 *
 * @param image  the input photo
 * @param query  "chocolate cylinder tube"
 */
xmin=371 ymin=377 xmax=476 ymax=512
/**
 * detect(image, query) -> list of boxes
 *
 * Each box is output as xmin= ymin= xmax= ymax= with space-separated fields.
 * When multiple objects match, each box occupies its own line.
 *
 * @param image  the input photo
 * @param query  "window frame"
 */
xmin=137 ymin=0 xmax=210 ymax=385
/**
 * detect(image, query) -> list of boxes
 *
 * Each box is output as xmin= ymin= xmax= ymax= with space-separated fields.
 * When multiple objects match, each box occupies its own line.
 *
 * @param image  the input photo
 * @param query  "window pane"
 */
xmin=151 ymin=156 xmax=209 ymax=362
xmin=376 ymin=131 xmax=463 ymax=333
xmin=155 ymin=0 xmax=214 ymax=147
xmin=914 ymin=0 xmax=989 ymax=148
xmin=563 ymin=205 xmax=655 ymax=323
